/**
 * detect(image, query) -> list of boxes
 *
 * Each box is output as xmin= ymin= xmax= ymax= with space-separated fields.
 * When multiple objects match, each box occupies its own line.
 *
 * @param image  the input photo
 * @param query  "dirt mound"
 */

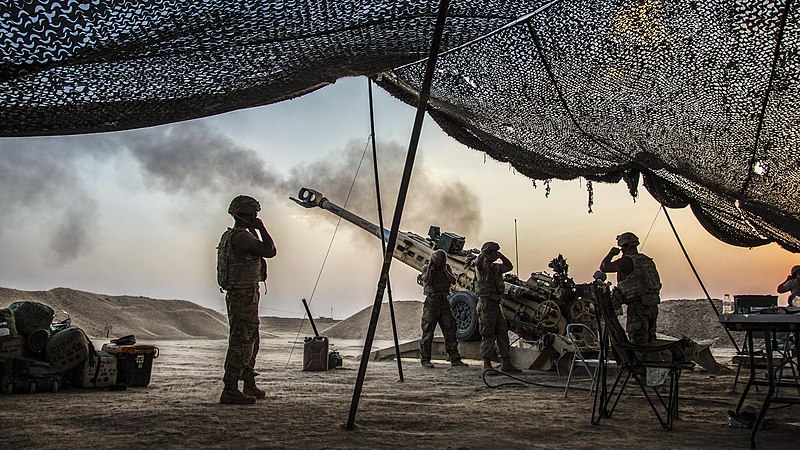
xmin=0 ymin=286 xmax=738 ymax=347
xmin=323 ymin=298 xmax=738 ymax=347
xmin=657 ymin=298 xmax=741 ymax=348
xmin=322 ymin=301 xmax=423 ymax=341
xmin=261 ymin=316 xmax=337 ymax=337
xmin=0 ymin=287 xmax=229 ymax=340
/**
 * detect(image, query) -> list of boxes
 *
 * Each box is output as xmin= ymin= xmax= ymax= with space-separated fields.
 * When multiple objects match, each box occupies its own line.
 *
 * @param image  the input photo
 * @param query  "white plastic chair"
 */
xmin=564 ymin=323 xmax=615 ymax=397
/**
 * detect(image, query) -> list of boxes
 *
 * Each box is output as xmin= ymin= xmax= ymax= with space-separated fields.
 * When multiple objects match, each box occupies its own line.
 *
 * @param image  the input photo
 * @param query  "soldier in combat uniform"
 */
xmin=777 ymin=265 xmax=800 ymax=306
xmin=217 ymin=195 xmax=277 ymax=404
xmin=475 ymin=242 xmax=521 ymax=374
xmin=418 ymin=249 xmax=468 ymax=369
xmin=599 ymin=232 xmax=662 ymax=346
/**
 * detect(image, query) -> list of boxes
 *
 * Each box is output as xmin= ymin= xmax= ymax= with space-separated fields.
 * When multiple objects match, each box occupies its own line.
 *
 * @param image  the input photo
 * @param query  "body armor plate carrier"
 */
xmin=617 ymin=253 xmax=661 ymax=305
xmin=217 ymin=228 xmax=264 ymax=290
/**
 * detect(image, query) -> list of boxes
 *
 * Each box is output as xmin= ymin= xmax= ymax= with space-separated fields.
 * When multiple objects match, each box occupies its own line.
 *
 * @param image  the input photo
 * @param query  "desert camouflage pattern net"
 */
xmin=1 ymin=0 xmax=799 ymax=251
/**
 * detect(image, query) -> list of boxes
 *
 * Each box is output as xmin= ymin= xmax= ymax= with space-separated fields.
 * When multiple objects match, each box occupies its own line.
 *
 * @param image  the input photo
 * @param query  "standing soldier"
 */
xmin=475 ymin=242 xmax=521 ymax=373
xmin=599 ymin=232 xmax=661 ymax=346
xmin=418 ymin=249 xmax=468 ymax=368
xmin=777 ymin=265 xmax=800 ymax=306
xmin=217 ymin=195 xmax=277 ymax=404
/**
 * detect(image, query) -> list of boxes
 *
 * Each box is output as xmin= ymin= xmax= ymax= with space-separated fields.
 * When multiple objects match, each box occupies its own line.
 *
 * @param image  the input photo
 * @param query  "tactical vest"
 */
xmin=616 ymin=253 xmax=661 ymax=305
xmin=476 ymin=263 xmax=505 ymax=299
xmin=217 ymin=228 xmax=264 ymax=290
xmin=423 ymin=265 xmax=452 ymax=296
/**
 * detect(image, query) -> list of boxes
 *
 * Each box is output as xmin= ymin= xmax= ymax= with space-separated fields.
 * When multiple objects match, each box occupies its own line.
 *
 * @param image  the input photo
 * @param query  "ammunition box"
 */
xmin=79 ymin=350 xmax=118 ymax=388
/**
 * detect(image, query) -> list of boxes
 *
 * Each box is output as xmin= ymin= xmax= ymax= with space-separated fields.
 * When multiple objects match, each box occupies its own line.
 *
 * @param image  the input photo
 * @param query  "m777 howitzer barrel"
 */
xmin=291 ymin=187 xmax=547 ymax=325
xmin=292 ymin=187 xmax=447 ymax=274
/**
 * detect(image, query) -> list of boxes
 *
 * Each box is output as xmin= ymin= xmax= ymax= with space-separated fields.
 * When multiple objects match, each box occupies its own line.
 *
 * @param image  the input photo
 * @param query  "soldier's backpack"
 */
xmin=44 ymin=326 xmax=91 ymax=371
xmin=216 ymin=228 xmax=235 ymax=290
xmin=8 ymin=301 xmax=54 ymax=336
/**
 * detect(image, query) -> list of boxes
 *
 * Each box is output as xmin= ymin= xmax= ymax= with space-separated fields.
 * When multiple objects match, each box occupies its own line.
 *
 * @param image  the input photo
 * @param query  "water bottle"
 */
xmin=723 ymin=294 xmax=733 ymax=314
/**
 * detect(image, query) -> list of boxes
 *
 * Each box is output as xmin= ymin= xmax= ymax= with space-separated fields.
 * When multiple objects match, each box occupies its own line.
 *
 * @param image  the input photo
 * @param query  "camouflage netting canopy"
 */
xmin=1 ymin=0 xmax=799 ymax=251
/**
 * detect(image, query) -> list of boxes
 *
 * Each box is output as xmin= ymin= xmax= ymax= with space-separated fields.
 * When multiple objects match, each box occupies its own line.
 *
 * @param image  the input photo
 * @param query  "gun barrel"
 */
xmin=292 ymin=187 xmax=442 ymax=274
xmin=291 ymin=187 xmax=387 ymax=241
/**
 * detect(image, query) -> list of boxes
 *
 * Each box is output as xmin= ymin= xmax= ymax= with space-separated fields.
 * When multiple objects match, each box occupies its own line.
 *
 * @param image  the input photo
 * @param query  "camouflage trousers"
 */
xmin=419 ymin=294 xmax=462 ymax=362
xmin=223 ymin=286 xmax=261 ymax=385
xmin=477 ymin=297 xmax=510 ymax=359
xmin=626 ymin=301 xmax=659 ymax=346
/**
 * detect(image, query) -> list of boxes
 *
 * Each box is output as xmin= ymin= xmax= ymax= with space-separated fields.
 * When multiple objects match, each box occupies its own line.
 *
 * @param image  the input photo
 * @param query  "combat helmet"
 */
xmin=616 ymin=232 xmax=640 ymax=248
xmin=228 ymin=195 xmax=261 ymax=215
xmin=431 ymin=249 xmax=447 ymax=265
xmin=481 ymin=241 xmax=500 ymax=252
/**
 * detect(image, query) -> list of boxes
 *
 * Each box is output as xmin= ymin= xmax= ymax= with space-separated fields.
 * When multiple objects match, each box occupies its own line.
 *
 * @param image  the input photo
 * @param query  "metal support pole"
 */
xmin=345 ymin=0 xmax=450 ymax=430
xmin=661 ymin=205 xmax=740 ymax=352
xmin=301 ymin=298 xmax=319 ymax=337
xmin=514 ymin=218 xmax=519 ymax=277
xmin=367 ymin=78 xmax=404 ymax=382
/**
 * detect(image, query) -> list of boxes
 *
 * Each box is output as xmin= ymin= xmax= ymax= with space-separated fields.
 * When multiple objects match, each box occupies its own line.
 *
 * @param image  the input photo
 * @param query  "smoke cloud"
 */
xmin=125 ymin=123 xmax=278 ymax=194
xmin=0 ymin=138 xmax=100 ymax=264
xmin=0 ymin=121 xmax=482 ymax=263
xmin=285 ymin=140 xmax=483 ymax=241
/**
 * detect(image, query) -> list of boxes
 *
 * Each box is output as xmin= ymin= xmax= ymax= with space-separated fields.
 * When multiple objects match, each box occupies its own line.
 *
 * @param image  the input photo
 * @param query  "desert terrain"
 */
xmin=1 ymin=288 xmax=798 ymax=449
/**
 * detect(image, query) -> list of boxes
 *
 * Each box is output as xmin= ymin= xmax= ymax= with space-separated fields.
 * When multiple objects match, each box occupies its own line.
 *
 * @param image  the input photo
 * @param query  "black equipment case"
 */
xmin=101 ymin=343 xmax=158 ymax=387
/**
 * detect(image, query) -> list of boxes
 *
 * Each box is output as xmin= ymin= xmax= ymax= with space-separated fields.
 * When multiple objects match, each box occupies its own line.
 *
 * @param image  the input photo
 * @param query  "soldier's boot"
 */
xmin=450 ymin=359 xmax=469 ymax=368
xmin=484 ymin=358 xmax=501 ymax=376
xmin=242 ymin=377 xmax=267 ymax=399
xmin=421 ymin=360 xmax=435 ymax=369
xmin=500 ymin=357 xmax=522 ymax=374
xmin=219 ymin=383 xmax=257 ymax=405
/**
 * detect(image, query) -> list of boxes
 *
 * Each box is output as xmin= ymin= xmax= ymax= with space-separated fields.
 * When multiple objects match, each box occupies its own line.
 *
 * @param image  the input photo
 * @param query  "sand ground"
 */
xmin=1 ymin=327 xmax=799 ymax=449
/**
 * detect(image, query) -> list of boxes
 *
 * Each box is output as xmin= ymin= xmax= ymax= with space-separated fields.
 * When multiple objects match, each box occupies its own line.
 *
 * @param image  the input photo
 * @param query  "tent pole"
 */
xmin=662 ymin=205 xmax=740 ymax=352
xmin=345 ymin=0 xmax=451 ymax=430
xmin=367 ymin=78 xmax=404 ymax=382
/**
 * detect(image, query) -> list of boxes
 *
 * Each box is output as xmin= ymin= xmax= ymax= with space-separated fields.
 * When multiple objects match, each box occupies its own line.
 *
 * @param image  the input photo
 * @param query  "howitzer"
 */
xmin=291 ymin=188 xmax=596 ymax=347
xmin=291 ymin=187 xmax=722 ymax=373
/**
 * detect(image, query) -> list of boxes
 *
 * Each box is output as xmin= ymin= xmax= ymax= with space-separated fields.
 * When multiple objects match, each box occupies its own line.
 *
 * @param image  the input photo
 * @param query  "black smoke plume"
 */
xmin=0 ymin=121 xmax=482 ymax=262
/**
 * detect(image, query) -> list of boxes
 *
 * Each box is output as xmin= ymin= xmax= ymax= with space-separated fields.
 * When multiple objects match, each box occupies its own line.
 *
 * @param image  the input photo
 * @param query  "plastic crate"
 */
xmin=101 ymin=343 xmax=158 ymax=387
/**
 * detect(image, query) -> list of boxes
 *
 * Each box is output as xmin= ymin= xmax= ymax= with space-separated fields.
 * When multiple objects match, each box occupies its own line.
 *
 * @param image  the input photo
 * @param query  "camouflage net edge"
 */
xmin=1 ymin=0 xmax=799 ymax=251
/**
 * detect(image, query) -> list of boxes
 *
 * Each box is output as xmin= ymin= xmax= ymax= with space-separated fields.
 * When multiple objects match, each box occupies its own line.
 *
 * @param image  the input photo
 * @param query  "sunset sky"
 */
xmin=0 ymin=76 xmax=796 ymax=319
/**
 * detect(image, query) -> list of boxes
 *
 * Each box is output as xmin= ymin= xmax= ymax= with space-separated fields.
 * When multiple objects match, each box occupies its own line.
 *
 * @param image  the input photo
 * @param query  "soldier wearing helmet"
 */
xmin=216 ymin=195 xmax=277 ymax=404
xmin=599 ymin=232 xmax=662 ymax=346
xmin=777 ymin=265 xmax=800 ymax=306
xmin=475 ymin=241 xmax=521 ymax=374
xmin=417 ymin=249 xmax=468 ymax=369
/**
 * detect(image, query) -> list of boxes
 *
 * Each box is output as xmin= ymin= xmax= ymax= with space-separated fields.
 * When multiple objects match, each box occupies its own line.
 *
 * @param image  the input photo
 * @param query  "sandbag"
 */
xmin=0 ymin=308 xmax=17 ymax=343
xmin=8 ymin=301 xmax=55 ymax=336
xmin=0 ymin=335 xmax=28 ymax=359
xmin=45 ymin=326 xmax=90 ymax=371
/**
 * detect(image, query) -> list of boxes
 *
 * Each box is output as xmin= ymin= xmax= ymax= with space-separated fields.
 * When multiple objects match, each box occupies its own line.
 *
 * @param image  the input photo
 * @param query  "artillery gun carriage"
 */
xmin=292 ymin=187 xmax=601 ymax=370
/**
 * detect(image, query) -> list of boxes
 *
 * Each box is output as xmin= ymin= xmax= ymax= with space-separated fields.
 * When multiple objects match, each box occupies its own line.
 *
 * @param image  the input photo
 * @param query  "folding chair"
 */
xmin=591 ymin=285 xmax=695 ymax=431
xmin=564 ymin=323 xmax=616 ymax=397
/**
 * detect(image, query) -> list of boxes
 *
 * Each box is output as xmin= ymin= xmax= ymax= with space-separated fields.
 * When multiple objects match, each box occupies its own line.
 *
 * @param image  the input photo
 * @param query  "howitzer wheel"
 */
xmin=448 ymin=291 xmax=481 ymax=341
xmin=569 ymin=298 xmax=596 ymax=323
xmin=535 ymin=300 xmax=561 ymax=328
